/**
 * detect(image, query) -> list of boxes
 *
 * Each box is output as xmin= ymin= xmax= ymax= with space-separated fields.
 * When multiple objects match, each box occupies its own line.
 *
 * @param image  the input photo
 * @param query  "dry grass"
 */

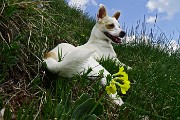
xmin=0 ymin=0 xmax=180 ymax=119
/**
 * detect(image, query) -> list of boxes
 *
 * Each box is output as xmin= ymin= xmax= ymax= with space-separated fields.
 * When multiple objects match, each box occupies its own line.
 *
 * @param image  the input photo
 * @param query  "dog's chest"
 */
xmin=83 ymin=43 xmax=117 ymax=59
xmin=94 ymin=48 xmax=116 ymax=59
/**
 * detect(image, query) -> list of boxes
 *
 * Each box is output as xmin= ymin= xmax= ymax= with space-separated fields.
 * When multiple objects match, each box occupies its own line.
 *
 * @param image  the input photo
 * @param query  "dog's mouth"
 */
xmin=104 ymin=32 xmax=121 ymax=43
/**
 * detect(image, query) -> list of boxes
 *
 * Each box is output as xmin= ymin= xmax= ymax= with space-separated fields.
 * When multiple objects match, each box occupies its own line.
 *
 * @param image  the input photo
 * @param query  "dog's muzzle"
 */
xmin=104 ymin=31 xmax=126 ymax=43
xmin=119 ymin=31 xmax=126 ymax=38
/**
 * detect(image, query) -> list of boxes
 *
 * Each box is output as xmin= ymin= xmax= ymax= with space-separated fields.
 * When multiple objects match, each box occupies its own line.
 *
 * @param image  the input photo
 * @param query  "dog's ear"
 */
xmin=97 ymin=4 xmax=107 ymax=20
xmin=113 ymin=11 xmax=121 ymax=20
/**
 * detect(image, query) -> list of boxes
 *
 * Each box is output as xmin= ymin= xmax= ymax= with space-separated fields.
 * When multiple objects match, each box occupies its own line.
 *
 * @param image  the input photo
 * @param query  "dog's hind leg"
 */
xmin=44 ymin=46 xmax=96 ymax=77
xmin=50 ymin=43 xmax=76 ymax=61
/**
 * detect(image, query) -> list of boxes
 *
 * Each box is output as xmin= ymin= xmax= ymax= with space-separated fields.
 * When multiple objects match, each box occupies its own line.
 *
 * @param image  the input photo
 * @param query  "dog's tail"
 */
xmin=43 ymin=46 xmax=95 ymax=77
xmin=44 ymin=51 xmax=57 ymax=60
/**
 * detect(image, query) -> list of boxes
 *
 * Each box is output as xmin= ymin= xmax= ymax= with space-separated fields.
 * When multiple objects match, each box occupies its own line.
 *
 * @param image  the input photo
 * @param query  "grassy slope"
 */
xmin=0 ymin=0 xmax=180 ymax=119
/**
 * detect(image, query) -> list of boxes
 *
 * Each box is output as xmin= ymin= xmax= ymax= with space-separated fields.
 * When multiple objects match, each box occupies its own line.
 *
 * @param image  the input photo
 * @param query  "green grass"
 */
xmin=0 ymin=0 xmax=180 ymax=119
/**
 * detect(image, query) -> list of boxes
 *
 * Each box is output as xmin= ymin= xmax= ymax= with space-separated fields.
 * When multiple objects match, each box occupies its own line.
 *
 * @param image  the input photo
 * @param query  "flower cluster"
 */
xmin=105 ymin=67 xmax=130 ymax=95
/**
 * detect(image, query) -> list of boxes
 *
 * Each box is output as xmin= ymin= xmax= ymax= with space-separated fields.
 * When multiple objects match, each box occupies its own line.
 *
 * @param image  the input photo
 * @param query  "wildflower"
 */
xmin=113 ymin=66 xmax=129 ymax=81
xmin=105 ymin=80 xmax=117 ymax=94
xmin=114 ymin=76 xmax=130 ymax=84
xmin=116 ymin=81 xmax=130 ymax=94
xmin=113 ymin=67 xmax=126 ymax=77
xmin=105 ymin=66 xmax=131 ymax=95
xmin=120 ymin=83 xmax=130 ymax=94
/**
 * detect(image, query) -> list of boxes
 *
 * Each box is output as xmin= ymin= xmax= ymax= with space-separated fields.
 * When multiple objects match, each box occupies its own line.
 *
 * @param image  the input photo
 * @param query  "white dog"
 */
xmin=43 ymin=4 xmax=128 ymax=105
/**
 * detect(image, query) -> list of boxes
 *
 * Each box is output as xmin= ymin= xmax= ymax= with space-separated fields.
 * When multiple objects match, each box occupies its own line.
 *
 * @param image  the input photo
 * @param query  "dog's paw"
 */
xmin=112 ymin=97 xmax=124 ymax=106
xmin=119 ymin=63 xmax=132 ymax=70
xmin=112 ymin=58 xmax=132 ymax=70
xmin=127 ymin=66 xmax=132 ymax=70
xmin=109 ymin=93 xmax=124 ymax=106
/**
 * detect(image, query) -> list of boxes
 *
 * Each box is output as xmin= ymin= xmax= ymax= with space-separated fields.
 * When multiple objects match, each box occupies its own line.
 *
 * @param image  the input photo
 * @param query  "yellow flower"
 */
xmin=116 ymin=82 xmax=130 ymax=94
xmin=113 ymin=67 xmax=125 ymax=76
xmin=105 ymin=80 xmax=117 ymax=94
xmin=113 ymin=67 xmax=128 ymax=79
xmin=120 ymin=72 xmax=128 ymax=80
xmin=120 ymin=83 xmax=130 ymax=94
xmin=113 ymin=67 xmax=129 ymax=82
xmin=110 ymin=79 xmax=116 ymax=86
xmin=106 ymin=67 xmax=131 ymax=95
xmin=114 ymin=75 xmax=128 ymax=82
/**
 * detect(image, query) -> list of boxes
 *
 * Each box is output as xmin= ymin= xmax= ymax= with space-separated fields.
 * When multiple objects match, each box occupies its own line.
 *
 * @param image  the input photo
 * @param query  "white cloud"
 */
xmin=68 ymin=0 xmax=97 ymax=11
xmin=146 ymin=16 xmax=157 ymax=23
xmin=146 ymin=0 xmax=180 ymax=21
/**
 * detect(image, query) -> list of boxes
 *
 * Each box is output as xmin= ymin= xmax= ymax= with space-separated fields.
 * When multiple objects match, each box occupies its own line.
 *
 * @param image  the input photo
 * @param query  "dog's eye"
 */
xmin=108 ymin=23 xmax=115 ymax=28
xmin=106 ymin=23 xmax=115 ymax=29
xmin=109 ymin=24 xmax=114 ymax=27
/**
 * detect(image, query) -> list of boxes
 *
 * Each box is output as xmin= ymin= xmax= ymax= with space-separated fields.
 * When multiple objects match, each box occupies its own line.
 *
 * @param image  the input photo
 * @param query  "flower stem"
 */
xmin=89 ymin=92 xmax=106 ymax=115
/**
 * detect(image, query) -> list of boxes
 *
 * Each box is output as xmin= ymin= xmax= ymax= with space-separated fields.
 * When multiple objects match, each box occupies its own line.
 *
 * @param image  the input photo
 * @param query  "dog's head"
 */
xmin=93 ymin=4 xmax=125 ymax=43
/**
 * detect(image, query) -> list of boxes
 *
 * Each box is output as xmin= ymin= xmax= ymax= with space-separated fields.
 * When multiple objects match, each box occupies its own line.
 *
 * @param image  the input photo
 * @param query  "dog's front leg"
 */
xmin=109 ymin=92 xmax=124 ymax=106
xmin=85 ymin=61 xmax=124 ymax=106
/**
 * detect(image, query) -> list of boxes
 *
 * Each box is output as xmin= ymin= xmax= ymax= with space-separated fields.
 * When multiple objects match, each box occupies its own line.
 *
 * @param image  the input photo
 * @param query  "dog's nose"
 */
xmin=119 ymin=31 xmax=126 ymax=38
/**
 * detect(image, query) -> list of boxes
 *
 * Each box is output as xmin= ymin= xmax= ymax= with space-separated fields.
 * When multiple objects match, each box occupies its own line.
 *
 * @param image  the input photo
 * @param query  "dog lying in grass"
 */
xmin=43 ymin=4 xmax=129 ymax=105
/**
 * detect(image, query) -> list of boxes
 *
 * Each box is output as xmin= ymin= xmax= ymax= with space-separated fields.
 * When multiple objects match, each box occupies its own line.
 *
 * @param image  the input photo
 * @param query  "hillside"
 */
xmin=0 ymin=0 xmax=180 ymax=119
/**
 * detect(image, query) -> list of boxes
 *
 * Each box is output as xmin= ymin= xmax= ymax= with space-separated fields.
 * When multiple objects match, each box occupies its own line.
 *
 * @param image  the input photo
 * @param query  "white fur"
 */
xmin=43 ymin=4 xmax=129 ymax=105
xmin=44 ymin=44 xmax=110 ymax=85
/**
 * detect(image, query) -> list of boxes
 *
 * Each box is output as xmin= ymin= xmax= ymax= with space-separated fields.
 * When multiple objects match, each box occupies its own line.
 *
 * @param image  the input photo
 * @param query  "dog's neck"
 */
xmin=88 ymin=36 xmax=110 ymax=45
xmin=84 ymin=24 xmax=117 ymax=59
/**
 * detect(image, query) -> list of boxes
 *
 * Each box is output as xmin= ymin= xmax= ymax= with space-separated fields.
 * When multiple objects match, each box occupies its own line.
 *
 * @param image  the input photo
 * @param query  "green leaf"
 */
xmin=83 ymin=114 xmax=97 ymax=120
xmin=72 ymin=96 xmax=104 ymax=119
xmin=5 ymin=5 xmax=17 ymax=17
xmin=55 ymin=103 xmax=64 ymax=119
xmin=92 ymin=103 xmax=104 ymax=116
xmin=71 ymin=93 xmax=91 ymax=113
xmin=72 ymin=98 xmax=95 ymax=119
xmin=10 ymin=42 xmax=20 ymax=49
xmin=42 ymin=61 xmax=48 ymax=69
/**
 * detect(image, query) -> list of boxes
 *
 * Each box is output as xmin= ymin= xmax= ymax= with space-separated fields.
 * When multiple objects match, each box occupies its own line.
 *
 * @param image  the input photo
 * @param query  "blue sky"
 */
xmin=66 ymin=0 xmax=180 ymax=42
